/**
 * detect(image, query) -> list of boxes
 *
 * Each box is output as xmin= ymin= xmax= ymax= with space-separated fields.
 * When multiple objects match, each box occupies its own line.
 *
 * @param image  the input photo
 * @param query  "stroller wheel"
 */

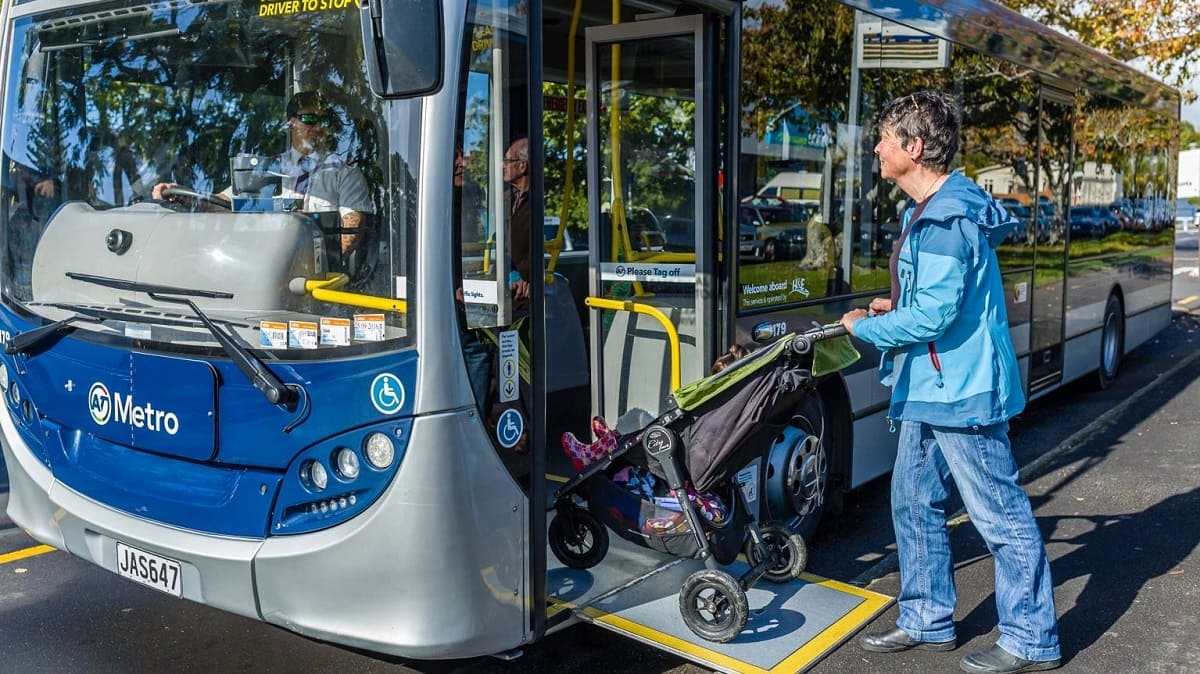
xmin=746 ymin=521 xmax=808 ymax=582
xmin=679 ymin=569 xmax=749 ymax=643
xmin=548 ymin=508 xmax=609 ymax=569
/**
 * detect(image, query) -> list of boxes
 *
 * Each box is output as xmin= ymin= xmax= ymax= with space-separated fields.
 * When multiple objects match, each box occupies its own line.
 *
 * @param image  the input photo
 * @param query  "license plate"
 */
xmin=116 ymin=542 xmax=182 ymax=597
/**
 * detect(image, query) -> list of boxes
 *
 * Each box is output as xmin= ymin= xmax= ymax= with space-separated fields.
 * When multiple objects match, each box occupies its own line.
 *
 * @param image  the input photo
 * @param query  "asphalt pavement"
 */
xmin=813 ymin=328 xmax=1200 ymax=673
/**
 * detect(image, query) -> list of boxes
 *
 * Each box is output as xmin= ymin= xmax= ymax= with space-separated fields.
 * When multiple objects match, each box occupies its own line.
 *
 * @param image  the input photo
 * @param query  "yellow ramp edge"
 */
xmin=550 ymin=572 xmax=893 ymax=674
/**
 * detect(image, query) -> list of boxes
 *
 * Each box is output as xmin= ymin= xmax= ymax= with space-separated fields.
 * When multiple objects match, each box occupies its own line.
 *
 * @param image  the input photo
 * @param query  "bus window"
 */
xmin=454 ymin=0 xmax=532 ymax=331
xmin=737 ymin=0 xmax=857 ymax=309
xmin=0 ymin=2 xmax=416 ymax=355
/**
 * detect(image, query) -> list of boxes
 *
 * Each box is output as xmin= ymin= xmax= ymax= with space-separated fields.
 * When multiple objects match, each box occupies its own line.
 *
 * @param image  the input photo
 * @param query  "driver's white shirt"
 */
xmin=228 ymin=148 xmax=374 ymax=217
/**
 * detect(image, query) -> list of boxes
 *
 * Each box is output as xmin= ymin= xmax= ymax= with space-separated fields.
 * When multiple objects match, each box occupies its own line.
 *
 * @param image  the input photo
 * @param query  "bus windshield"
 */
xmin=1 ymin=0 xmax=418 ymax=355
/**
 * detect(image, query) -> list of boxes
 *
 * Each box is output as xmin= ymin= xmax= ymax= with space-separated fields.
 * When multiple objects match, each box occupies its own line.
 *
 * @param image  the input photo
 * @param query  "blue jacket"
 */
xmin=855 ymin=172 xmax=1025 ymax=427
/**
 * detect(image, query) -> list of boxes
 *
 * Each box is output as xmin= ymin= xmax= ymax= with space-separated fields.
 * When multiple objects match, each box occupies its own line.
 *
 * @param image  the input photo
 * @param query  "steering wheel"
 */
xmin=159 ymin=186 xmax=231 ymax=212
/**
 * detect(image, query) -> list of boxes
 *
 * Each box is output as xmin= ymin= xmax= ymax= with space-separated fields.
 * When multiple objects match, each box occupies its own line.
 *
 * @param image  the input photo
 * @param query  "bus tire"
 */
xmin=548 ymin=507 xmax=608 ymax=569
xmin=1096 ymin=293 xmax=1124 ymax=390
xmin=745 ymin=520 xmax=807 ymax=583
xmin=679 ymin=569 xmax=749 ymax=643
xmin=764 ymin=392 xmax=827 ymax=540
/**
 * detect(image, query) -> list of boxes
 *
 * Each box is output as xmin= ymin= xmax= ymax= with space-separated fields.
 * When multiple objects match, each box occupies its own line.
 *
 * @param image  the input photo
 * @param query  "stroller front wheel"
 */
xmin=548 ymin=507 xmax=609 ymax=569
xmin=679 ymin=569 xmax=749 ymax=643
xmin=746 ymin=521 xmax=808 ymax=582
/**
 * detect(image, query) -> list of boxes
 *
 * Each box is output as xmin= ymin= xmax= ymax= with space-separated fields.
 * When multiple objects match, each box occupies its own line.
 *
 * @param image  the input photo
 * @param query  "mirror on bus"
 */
xmin=360 ymin=0 xmax=443 ymax=97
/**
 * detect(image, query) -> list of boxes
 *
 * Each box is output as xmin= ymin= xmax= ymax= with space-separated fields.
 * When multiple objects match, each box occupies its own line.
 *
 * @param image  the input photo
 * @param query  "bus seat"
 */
xmin=545 ymin=271 xmax=588 ymax=392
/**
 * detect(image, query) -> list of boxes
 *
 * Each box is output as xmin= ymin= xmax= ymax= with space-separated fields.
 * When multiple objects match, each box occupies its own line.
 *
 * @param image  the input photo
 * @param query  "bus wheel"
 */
xmin=1096 ymin=293 xmax=1124 ymax=389
xmin=745 ymin=520 xmax=808 ymax=583
xmin=679 ymin=569 xmax=748 ymax=643
xmin=764 ymin=393 xmax=827 ymax=540
xmin=548 ymin=507 xmax=608 ymax=569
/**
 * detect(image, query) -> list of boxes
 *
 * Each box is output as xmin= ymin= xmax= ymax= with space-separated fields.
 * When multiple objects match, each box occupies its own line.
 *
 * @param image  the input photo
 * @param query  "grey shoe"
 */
xmin=960 ymin=644 xmax=1061 ymax=673
xmin=860 ymin=626 xmax=956 ymax=653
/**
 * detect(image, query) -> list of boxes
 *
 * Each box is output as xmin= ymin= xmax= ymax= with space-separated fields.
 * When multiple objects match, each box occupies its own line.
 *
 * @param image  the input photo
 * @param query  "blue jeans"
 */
xmin=460 ymin=330 xmax=493 ymax=411
xmin=893 ymin=420 xmax=1060 ymax=661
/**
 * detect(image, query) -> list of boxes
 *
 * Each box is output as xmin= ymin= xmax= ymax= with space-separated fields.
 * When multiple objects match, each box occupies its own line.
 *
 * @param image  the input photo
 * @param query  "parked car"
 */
xmin=738 ymin=203 xmax=808 ymax=261
xmin=660 ymin=215 xmax=695 ymax=252
xmin=999 ymin=202 xmax=1031 ymax=243
xmin=739 ymin=223 xmax=765 ymax=261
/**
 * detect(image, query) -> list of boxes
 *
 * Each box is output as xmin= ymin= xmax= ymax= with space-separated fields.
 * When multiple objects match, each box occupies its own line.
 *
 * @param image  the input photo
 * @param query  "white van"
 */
xmin=755 ymin=171 xmax=822 ymax=205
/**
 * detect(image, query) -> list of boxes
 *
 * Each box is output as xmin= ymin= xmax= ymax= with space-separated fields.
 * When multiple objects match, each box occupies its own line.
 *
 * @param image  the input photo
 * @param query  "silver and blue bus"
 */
xmin=0 ymin=0 xmax=1177 ymax=663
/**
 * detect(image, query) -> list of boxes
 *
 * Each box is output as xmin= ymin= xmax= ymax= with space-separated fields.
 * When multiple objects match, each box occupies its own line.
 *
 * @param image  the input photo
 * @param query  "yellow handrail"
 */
xmin=547 ymin=0 xmax=584 ymax=274
xmin=304 ymin=273 xmax=408 ymax=313
xmin=584 ymin=295 xmax=680 ymax=390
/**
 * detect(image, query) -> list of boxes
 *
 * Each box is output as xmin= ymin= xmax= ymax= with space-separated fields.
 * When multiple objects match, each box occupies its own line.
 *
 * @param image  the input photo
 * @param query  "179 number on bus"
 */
xmin=116 ymin=542 xmax=182 ymax=597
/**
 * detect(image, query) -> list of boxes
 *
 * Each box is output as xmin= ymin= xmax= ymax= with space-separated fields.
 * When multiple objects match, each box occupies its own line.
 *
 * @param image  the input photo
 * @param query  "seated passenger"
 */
xmin=152 ymin=91 xmax=374 ymax=256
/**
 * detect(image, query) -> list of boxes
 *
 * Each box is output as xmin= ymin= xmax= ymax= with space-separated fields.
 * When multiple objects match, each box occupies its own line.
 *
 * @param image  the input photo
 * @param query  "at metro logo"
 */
xmin=87 ymin=382 xmax=181 ymax=435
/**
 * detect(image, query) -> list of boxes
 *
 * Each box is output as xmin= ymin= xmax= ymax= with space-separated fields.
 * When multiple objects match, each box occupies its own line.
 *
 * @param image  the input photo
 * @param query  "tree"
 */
xmin=998 ymin=0 xmax=1200 ymax=100
xmin=1181 ymin=120 xmax=1199 ymax=149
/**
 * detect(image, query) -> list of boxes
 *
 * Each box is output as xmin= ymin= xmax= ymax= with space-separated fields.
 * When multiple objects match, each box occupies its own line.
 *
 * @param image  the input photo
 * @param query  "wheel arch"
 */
xmin=817 ymin=373 xmax=853 ymax=495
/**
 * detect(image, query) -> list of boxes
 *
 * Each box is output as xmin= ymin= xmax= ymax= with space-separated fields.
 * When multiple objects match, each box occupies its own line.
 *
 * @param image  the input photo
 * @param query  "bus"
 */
xmin=0 ymin=0 xmax=1177 ymax=666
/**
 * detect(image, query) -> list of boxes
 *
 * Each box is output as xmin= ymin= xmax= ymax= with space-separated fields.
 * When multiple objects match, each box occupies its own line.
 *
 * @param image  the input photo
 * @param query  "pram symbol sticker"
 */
xmin=496 ymin=408 xmax=523 ymax=448
xmin=370 ymin=373 xmax=405 ymax=415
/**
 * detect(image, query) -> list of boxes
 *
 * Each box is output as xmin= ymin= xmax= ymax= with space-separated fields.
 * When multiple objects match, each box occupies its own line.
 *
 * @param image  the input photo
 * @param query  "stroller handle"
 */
xmin=789 ymin=323 xmax=848 ymax=355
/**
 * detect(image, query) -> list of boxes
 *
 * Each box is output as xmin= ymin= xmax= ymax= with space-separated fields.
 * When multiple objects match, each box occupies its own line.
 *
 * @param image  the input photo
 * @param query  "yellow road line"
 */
xmin=0 ymin=544 xmax=55 ymax=565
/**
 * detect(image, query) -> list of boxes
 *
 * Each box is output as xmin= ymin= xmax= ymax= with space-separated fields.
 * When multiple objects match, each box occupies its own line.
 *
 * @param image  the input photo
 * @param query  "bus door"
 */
xmin=583 ymin=15 xmax=719 ymax=431
xmin=1028 ymin=88 xmax=1073 ymax=391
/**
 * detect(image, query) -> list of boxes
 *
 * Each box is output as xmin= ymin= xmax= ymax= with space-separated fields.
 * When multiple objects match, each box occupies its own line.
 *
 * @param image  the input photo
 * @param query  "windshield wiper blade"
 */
xmin=4 ymin=310 xmax=105 ymax=356
xmin=66 ymin=272 xmax=296 ymax=407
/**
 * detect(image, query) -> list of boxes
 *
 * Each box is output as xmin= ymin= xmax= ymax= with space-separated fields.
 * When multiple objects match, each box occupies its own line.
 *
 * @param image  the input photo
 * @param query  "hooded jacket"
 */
xmin=854 ymin=171 xmax=1025 ymax=427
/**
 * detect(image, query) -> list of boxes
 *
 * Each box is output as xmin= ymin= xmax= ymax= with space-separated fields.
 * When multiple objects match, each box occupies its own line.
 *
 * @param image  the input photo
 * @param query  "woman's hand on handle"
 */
xmin=840 ymin=308 xmax=869 ymax=336
xmin=868 ymin=297 xmax=892 ymax=314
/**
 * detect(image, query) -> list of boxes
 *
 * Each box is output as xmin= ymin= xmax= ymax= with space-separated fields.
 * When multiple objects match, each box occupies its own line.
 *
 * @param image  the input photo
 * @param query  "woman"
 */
xmin=840 ymin=90 xmax=1061 ymax=674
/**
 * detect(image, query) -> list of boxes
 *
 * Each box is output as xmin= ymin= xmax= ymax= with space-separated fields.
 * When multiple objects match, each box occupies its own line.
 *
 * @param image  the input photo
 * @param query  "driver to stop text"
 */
xmin=151 ymin=91 xmax=373 ymax=254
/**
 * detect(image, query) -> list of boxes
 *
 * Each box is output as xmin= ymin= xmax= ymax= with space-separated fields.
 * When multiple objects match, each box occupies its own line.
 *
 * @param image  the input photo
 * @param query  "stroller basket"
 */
xmin=575 ymin=467 xmax=749 ymax=564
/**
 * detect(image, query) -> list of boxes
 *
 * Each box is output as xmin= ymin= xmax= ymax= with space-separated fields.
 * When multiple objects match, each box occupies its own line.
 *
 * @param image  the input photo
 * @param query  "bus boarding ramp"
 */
xmin=547 ymin=540 xmax=893 ymax=674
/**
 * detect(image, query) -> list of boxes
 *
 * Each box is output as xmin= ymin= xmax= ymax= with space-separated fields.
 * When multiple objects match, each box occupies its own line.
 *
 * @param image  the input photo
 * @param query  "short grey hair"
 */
xmin=877 ymin=90 xmax=960 ymax=173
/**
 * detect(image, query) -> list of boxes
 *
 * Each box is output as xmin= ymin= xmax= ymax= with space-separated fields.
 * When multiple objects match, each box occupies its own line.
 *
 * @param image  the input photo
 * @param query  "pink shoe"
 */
xmin=561 ymin=416 xmax=620 ymax=472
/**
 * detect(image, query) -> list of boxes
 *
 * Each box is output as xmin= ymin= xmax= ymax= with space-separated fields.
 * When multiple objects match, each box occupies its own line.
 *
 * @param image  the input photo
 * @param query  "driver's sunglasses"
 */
xmin=294 ymin=112 xmax=335 ymax=127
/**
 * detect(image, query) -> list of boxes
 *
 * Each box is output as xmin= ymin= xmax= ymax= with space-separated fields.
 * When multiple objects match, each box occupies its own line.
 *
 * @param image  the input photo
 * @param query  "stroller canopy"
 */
xmin=668 ymin=329 xmax=859 ymax=492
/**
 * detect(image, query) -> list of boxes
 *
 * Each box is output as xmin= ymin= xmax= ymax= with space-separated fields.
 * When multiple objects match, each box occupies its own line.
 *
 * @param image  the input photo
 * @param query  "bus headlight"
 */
xmin=334 ymin=447 xmax=360 ymax=480
xmin=302 ymin=459 xmax=328 ymax=491
xmin=364 ymin=432 xmax=395 ymax=469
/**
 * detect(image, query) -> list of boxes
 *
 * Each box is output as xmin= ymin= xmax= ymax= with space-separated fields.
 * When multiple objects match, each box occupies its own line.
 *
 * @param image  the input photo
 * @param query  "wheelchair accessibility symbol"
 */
xmin=496 ymin=408 xmax=524 ymax=449
xmin=370 ymin=373 xmax=406 ymax=415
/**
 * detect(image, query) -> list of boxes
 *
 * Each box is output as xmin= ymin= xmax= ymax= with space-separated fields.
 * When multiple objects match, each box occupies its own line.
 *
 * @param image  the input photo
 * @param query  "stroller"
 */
xmin=548 ymin=324 xmax=859 ymax=643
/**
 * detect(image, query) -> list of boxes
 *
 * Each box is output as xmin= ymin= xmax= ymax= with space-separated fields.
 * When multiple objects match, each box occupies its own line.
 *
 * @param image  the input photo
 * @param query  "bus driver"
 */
xmin=152 ymin=91 xmax=374 ymax=255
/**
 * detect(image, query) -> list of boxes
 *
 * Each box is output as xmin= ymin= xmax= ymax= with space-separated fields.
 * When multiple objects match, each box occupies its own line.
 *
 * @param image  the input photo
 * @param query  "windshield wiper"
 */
xmin=4 ymin=310 xmax=105 ymax=356
xmin=66 ymin=272 xmax=298 ymax=408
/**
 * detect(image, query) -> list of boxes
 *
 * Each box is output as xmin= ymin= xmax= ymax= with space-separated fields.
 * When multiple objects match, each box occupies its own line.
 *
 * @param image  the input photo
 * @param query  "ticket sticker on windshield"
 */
xmin=320 ymin=317 xmax=351 ymax=346
xmin=354 ymin=314 xmax=385 ymax=342
xmin=259 ymin=321 xmax=288 ymax=349
xmin=288 ymin=321 xmax=319 ymax=349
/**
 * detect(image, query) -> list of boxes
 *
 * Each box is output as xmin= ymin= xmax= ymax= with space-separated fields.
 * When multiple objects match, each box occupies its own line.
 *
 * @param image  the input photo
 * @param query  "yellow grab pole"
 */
xmin=304 ymin=274 xmax=408 ymax=313
xmin=584 ymin=295 xmax=680 ymax=390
